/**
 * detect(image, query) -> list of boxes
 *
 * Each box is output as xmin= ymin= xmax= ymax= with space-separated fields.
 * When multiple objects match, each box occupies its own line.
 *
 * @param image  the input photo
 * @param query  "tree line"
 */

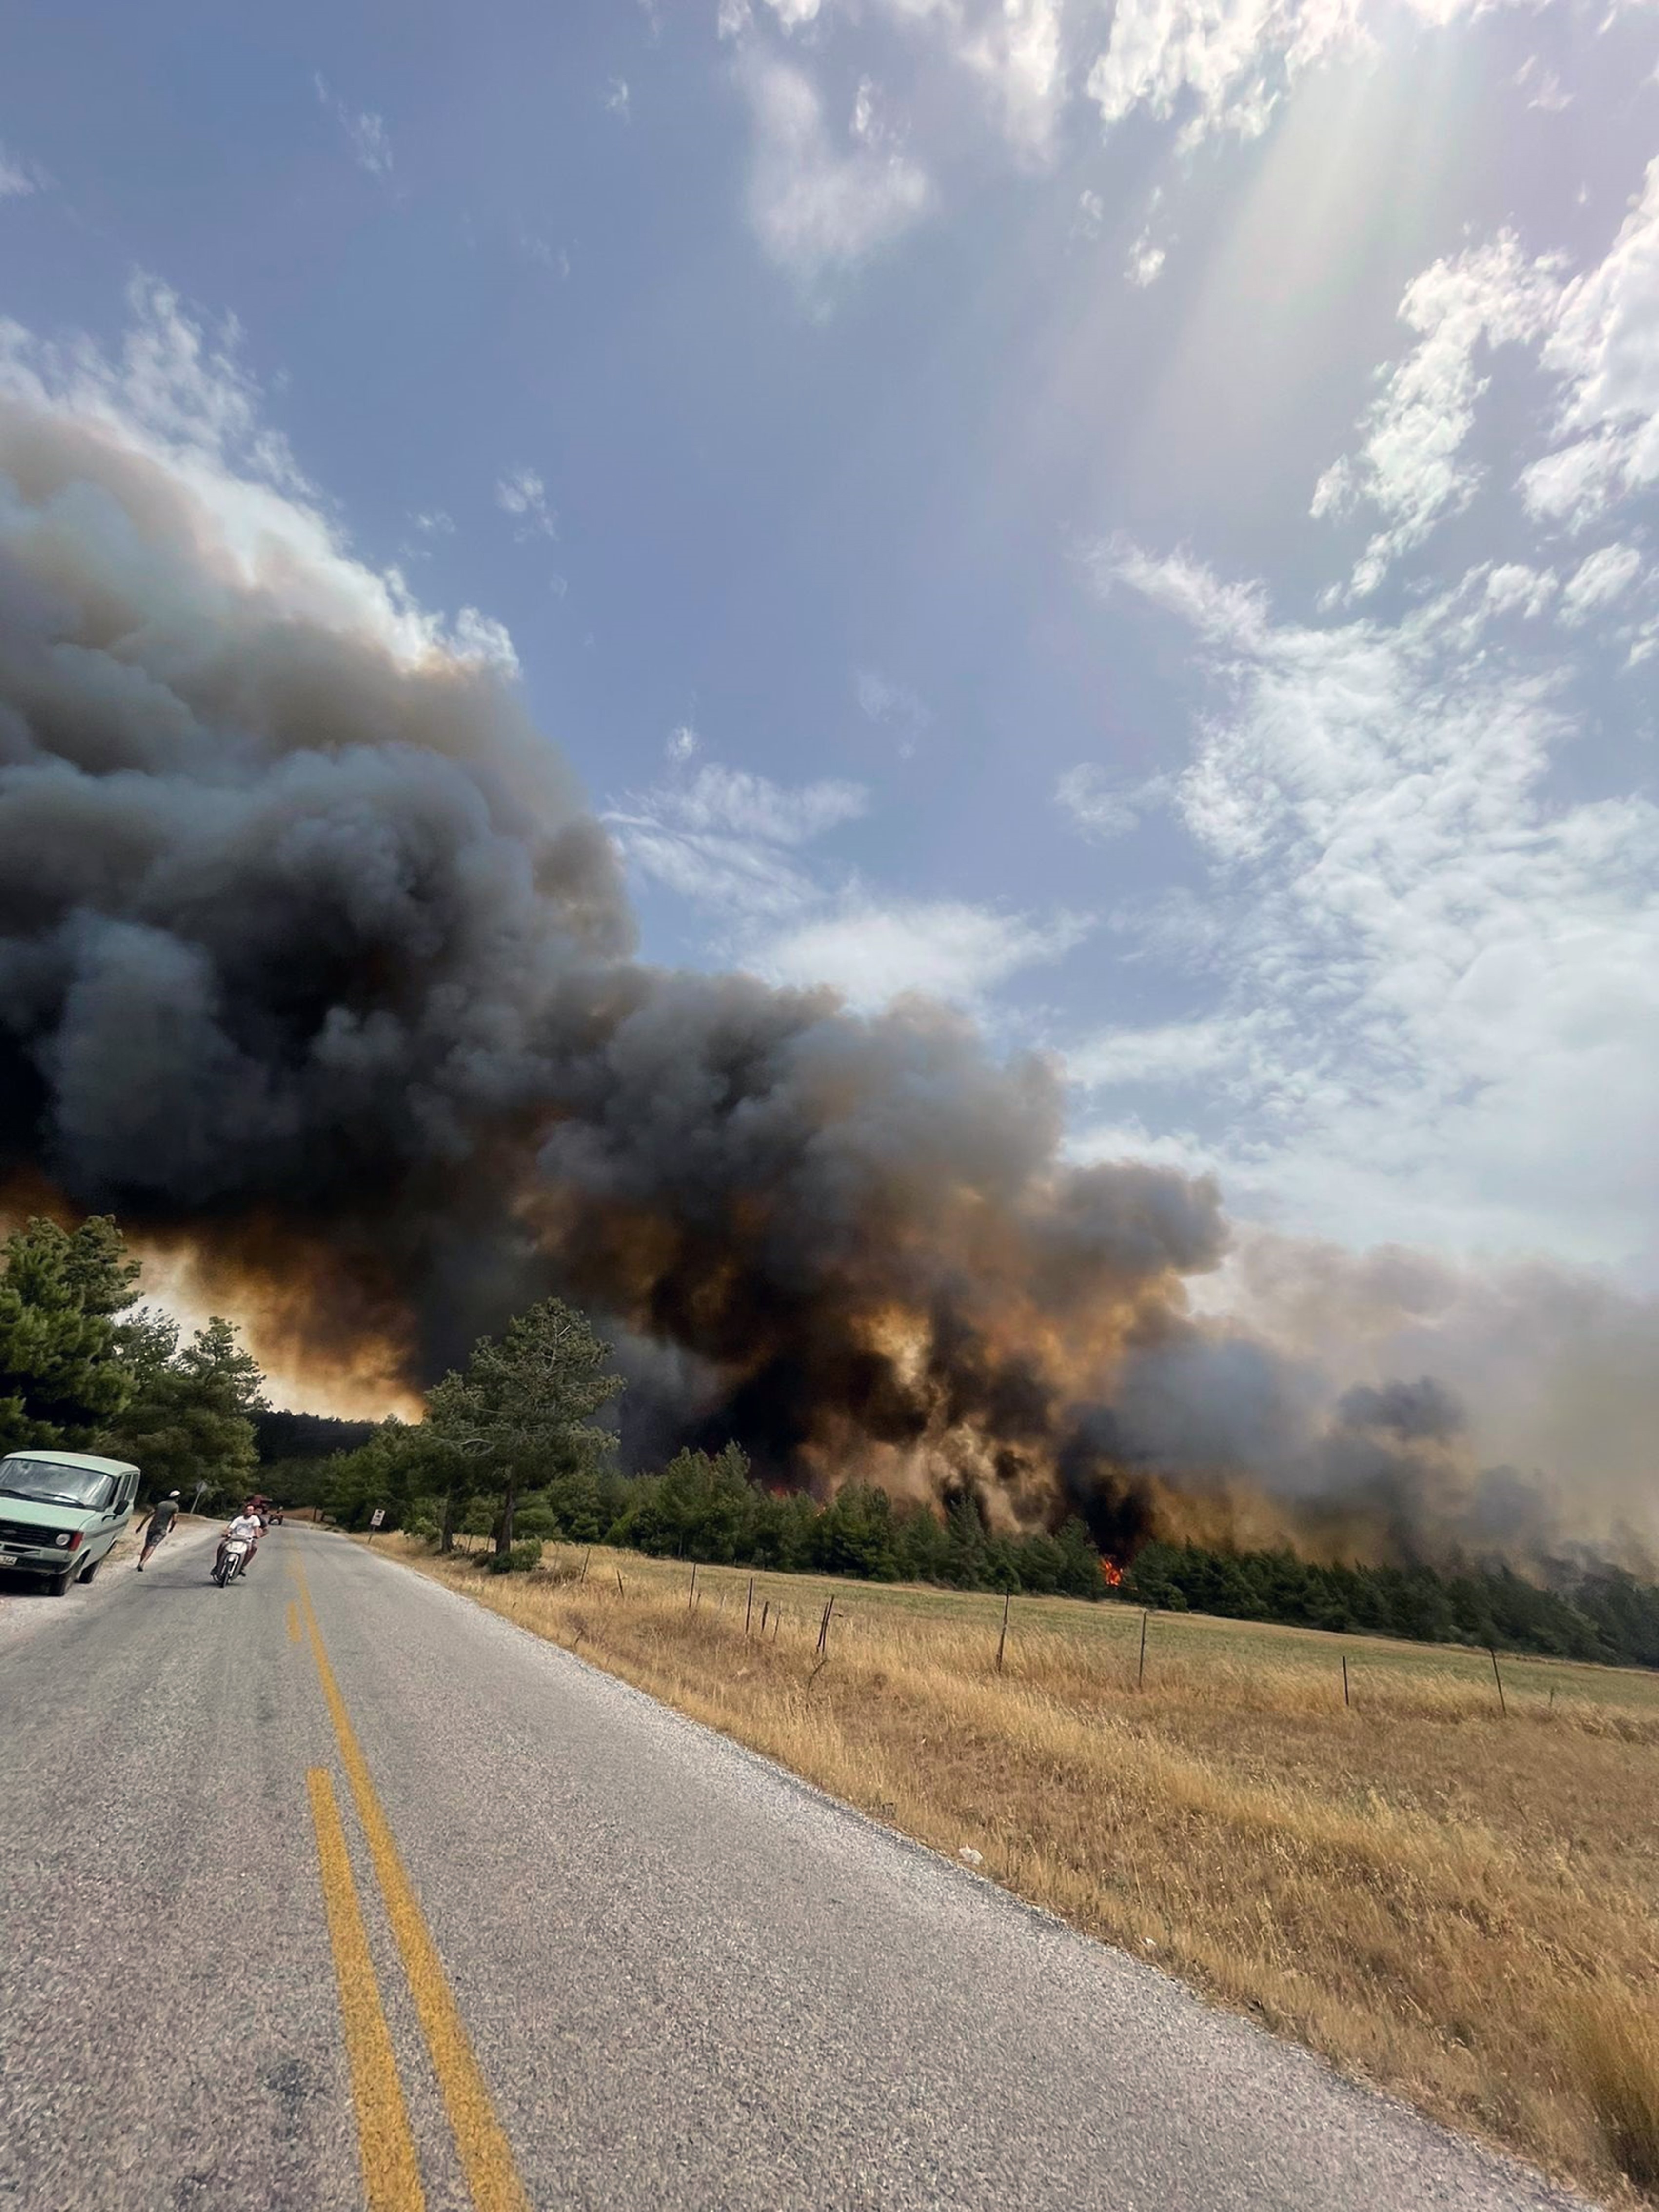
xmin=0 ymin=1216 xmax=266 ymax=1505
xmin=287 ymin=1434 xmax=1110 ymax=1598
xmin=1123 ymin=1541 xmax=1659 ymax=1670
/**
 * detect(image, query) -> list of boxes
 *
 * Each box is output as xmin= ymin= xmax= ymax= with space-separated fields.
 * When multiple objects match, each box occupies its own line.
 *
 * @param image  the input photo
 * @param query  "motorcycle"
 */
xmin=213 ymin=1534 xmax=251 ymax=1588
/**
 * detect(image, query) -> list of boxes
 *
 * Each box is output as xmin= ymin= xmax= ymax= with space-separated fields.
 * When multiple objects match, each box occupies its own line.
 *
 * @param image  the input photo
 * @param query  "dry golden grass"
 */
xmin=378 ymin=1534 xmax=1659 ymax=2205
xmin=1571 ymin=1992 xmax=1659 ymax=2195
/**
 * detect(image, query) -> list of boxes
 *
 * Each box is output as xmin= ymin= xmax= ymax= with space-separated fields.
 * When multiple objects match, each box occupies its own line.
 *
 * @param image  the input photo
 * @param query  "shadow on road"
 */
xmin=0 ymin=1565 xmax=101 ymax=1601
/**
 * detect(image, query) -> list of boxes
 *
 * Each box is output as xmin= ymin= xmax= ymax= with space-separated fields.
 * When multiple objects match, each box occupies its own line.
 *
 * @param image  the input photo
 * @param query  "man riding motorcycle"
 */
xmin=215 ymin=1510 xmax=262 ymax=1582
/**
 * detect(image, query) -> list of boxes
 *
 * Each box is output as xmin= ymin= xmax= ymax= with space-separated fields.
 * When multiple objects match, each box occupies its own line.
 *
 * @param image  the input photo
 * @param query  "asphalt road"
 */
xmin=0 ymin=1525 xmax=1593 ymax=2212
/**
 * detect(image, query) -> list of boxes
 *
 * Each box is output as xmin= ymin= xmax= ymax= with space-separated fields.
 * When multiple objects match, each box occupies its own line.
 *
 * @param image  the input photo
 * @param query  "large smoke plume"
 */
xmin=1 ymin=294 xmax=1652 ymax=1566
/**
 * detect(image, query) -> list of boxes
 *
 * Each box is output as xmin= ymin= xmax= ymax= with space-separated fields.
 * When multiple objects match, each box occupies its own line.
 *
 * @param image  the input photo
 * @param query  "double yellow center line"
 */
xmin=308 ymin=1768 xmax=426 ymax=2209
xmin=295 ymin=1558 xmax=530 ymax=2212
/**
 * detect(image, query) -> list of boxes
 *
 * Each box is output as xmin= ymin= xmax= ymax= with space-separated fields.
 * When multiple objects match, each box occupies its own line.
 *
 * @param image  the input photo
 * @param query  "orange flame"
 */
xmin=1100 ymin=1557 xmax=1124 ymax=1588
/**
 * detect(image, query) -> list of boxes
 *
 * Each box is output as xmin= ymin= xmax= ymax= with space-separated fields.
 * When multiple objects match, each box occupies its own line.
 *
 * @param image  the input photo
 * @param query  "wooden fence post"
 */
xmin=760 ymin=1600 xmax=770 ymax=1638
xmin=689 ymin=1562 xmax=698 ymax=1612
xmin=1342 ymin=1653 xmax=1350 ymax=1708
xmin=580 ymin=1549 xmax=591 ymax=1583
xmin=1488 ymin=1644 xmax=1508 ymax=1717
xmin=816 ymin=1594 xmax=835 ymax=1655
xmin=615 ymin=1567 xmax=624 ymax=1597
xmin=745 ymin=1575 xmax=755 ymax=1637
xmin=1137 ymin=1608 xmax=1149 ymax=1690
xmin=995 ymin=1589 xmax=1011 ymax=1674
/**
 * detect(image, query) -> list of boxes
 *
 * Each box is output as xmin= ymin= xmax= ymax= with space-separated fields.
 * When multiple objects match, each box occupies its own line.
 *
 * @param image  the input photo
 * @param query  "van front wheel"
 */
xmin=47 ymin=1566 xmax=75 ymax=1596
xmin=78 ymin=1554 xmax=101 ymax=1585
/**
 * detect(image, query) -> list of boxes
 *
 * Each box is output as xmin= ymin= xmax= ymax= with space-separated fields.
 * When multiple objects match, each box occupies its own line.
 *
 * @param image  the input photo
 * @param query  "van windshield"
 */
xmin=0 ymin=1459 xmax=118 ymax=1510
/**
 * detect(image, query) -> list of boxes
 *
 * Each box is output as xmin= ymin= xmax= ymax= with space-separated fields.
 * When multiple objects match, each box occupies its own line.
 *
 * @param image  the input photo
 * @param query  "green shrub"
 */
xmin=489 ymin=1537 xmax=544 ymax=1575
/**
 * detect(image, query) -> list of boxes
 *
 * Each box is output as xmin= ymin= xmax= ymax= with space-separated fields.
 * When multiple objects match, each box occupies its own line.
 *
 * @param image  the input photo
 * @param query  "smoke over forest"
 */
xmin=1 ymin=299 xmax=1652 ymax=1569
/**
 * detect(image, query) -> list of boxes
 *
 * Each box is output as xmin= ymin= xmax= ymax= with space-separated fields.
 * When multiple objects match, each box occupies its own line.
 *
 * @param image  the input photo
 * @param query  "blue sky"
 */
xmin=4 ymin=0 xmax=1658 ymax=1315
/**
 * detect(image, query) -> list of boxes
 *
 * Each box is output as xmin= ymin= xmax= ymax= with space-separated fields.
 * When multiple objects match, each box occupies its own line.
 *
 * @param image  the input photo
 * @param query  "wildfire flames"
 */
xmin=1100 ymin=1559 xmax=1124 ymax=1589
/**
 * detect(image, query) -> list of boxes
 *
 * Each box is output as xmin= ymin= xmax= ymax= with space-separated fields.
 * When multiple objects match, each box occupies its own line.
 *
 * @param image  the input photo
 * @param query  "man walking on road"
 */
xmin=135 ymin=1491 xmax=182 ymax=1570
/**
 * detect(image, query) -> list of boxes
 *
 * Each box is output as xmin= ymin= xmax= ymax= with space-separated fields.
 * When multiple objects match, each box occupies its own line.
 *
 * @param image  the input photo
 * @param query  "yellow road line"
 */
xmin=306 ymin=1768 xmax=428 ymax=2212
xmin=287 ymin=1601 xmax=302 ymax=1644
xmin=297 ymin=1567 xmax=531 ymax=2212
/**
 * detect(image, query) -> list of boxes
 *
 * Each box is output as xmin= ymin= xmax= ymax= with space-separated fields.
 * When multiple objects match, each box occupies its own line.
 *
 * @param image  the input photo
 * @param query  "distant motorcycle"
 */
xmin=213 ymin=1535 xmax=251 ymax=1588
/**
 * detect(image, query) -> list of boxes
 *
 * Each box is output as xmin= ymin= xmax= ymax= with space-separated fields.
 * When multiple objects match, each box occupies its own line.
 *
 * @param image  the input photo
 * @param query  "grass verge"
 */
xmin=377 ymin=1534 xmax=1659 ymax=2205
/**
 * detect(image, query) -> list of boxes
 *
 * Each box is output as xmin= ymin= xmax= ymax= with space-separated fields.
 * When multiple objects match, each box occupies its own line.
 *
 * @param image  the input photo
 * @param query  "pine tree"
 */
xmin=102 ymin=1315 xmax=267 ymax=1500
xmin=0 ymin=1216 xmax=141 ymax=1452
xmin=427 ymin=1299 xmax=623 ymax=1556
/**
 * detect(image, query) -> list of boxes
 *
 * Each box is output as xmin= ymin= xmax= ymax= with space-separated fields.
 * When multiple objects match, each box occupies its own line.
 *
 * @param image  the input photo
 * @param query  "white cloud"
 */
xmin=1518 ymin=435 xmax=1627 ymax=531
xmin=1066 ymin=1015 xmax=1257 ymax=1089
xmin=314 ymin=76 xmax=394 ymax=178
xmin=412 ymin=508 xmax=454 ymax=536
xmin=605 ymin=760 xmax=868 ymax=923
xmin=1559 ymin=541 xmax=1645 ymax=625
xmin=743 ymin=57 xmax=933 ymax=279
xmin=1082 ymin=0 xmax=1546 ymax=154
xmin=449 ymin=608 xmax=520 ymax=674
xmin=0 ymin=143 xmax=50 ymax=198
xmin=667 ymin=724 xmax=699 ymax=760
xmin=1074 ymin=188 xmax=1106 ymax=240
xmin=752 ymin=896 xmax=1088 ymax=1009
xmin=960 ymin=0 xmax=1068 ymax=160
xmin=613 ymin=820 xmax=820 ymax=920
xmin=854 ymin=667 xmax=930 ymax=751
xmin=495 ymin=467 xmax=555 ymax=539
xmin=1085 ymin=0 xmax=1371 ymax=151
xmin=723 ymin=0 xmax=1570 ymax=237
xmin=1324 ymin=162 xmax=1659 ymax=563
xmin=1096 ymin=537 xmax=1268 ymax=647
xmin=743 ymin=0 xmax=1070 ymax=161
xmin=604 ymin=78 xmax=632 ymax=119
xmin=1483 ymin=562 xmax=1556 ymax=620
xmin=1311 ymin=234 xmax=1562 ymax=598
xmin=1101 ymin=543 xmax=1659 ymax=1262
xmin=522 ymin=234 xmax=572 ymax=279
xmin=1526 ymin=156 xmax=1659 ymax=530
xmin=1126 ymin=234 xmax=1166 ymax=287
xmin=1091 ymin=179 xmax=1659 ymax=1262
xmin=1054 ymin=763 xmax=1169 ymax=840
xmin=1513 ymin=55 xmax=1571 ymax=112
xmin=610 ymin=751 xmax=1086 ymax=1012
xmin=652 ymin=762 xmax=867 ymax=843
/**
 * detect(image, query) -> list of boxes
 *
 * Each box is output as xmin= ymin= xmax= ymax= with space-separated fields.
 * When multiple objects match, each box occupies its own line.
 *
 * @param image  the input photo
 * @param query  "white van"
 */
xmin=0 ymin=1451 xmax=141 ymax=1595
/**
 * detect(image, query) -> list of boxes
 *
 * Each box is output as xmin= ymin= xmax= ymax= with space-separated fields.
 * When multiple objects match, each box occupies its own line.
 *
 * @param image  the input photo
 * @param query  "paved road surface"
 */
xmin=0 ymin=1525 xmax=1591 ymax=2212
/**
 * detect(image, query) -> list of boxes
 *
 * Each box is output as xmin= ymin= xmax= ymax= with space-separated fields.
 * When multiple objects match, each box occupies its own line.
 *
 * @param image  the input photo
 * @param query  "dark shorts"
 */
xmin=143 ymin=1522 xmax=174 ymax=1548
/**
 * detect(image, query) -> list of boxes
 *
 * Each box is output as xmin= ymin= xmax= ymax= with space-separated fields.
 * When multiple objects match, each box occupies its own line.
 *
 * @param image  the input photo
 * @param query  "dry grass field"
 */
xmin=375 ymin=1534 xmax=1659 ymax=2205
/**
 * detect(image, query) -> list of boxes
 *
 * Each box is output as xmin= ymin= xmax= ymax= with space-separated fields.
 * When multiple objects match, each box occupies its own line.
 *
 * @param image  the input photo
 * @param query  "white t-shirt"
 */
xmin=225 ymin=1515 xmax=261 ymax=1544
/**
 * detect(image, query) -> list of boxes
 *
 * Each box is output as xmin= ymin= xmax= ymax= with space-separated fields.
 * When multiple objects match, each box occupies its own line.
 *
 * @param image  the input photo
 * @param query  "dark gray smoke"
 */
xmin=0 ymin=332 xmax=1233 ymax=1542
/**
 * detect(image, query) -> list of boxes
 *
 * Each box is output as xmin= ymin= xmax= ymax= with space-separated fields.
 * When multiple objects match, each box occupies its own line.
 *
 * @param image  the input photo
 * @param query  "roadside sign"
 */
xmin=369 ymin=1508 xmax=386 ymax=1528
